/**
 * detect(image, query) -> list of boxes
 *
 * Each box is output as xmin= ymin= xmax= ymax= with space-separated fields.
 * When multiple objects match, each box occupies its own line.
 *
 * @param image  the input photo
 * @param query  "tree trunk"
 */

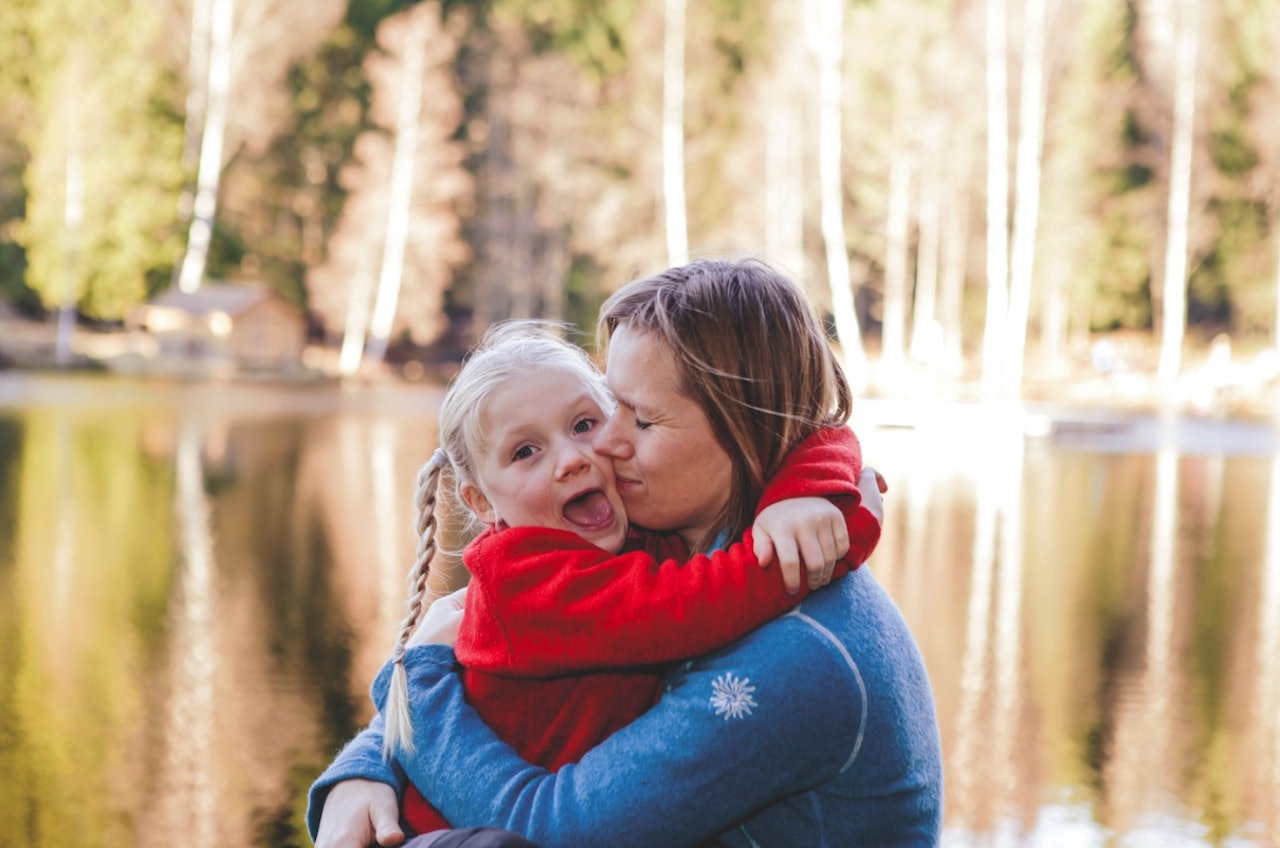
xmin=765 ymin=92 xmax=804 ymax=282
xmin=981 ymin=0 xmax=1010 ymax=391
xmin=1039 ymin=256 xmax=1069 ymax=376
xmin=1274 ymin=21 xmax=1280 ymax=355
xmin=939 ymin=149 xmax=971 ymax=377
xmin=172 ymin=0 xmax=212 ymax=290
xmin=1003 ymin=0 xmax=1048 ymax=392
xmin=509 ymin=180 xmax=534 ymax=319
xmin=336 ymin=261 xmax=377 ymax=376
xmin=183 ymin=0 xmax=212 ymax=171
xmin=176 ymin=0 xmax=233 ymax=293
xmin=881 ymin=133 xmax=913 ymax=372
xmin=909 ymin=150 xmax=941 ymax=364
xmin=817 ymin=0 xmax=866 ymax=380
xmin=765 ymin=1 xmax=805 ymax=281
xmin=475 ymin=52 xmax=511 ymax=332
xmin=56 ymin=80 xmax=85 ymax=368
xmin=1274 ymin=231 xmax=1280 ymax=354
xmin=364 ymin=9 xmax=428 ymax=364
xmin=1157 ymin=0 xmax=1199 ymax=385
xmin=662 ymin=0 xmax=689 ymax=266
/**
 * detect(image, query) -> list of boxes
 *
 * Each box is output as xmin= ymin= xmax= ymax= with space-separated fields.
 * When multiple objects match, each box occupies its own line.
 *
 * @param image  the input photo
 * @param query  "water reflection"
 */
xmin=942 ymin=405 xmax=1029 ymax=846
xmin=1105 ymin=443 xmax=1180 ymax=838
xmin=1258 ymin=455 xmax=1280 ymax=840
xmin=159 ymin=421 xmax=218 ymax=847
xmin=1 ymin=376 xmax=1279 ymax=846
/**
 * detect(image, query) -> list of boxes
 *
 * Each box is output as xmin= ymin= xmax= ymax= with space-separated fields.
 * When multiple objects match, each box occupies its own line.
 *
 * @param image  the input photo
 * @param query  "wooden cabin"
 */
xmin=131 ymin=283 xmax=307 ymax=373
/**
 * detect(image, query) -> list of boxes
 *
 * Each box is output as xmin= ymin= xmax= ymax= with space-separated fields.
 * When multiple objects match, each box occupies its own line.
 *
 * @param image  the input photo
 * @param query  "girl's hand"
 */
xmin=752 ymin=498 xmax=850 ymax=594
xmin=858 ymin=466 xmax=888 ymax=525
xmin=313 ymin=779 xmax=404 ymax=848
xmin=407 ymin=585 xmax=468 ymax=648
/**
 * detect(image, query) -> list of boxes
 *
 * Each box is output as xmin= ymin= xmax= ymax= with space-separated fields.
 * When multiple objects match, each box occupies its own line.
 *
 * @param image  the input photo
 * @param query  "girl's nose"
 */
xmin=555 ymin=443 xmax=592 ymax=479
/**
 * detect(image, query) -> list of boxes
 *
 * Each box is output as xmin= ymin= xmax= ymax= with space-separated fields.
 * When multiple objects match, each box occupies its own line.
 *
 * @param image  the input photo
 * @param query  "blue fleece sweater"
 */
xmin=308 ymin=566 xmax=942 ymax=847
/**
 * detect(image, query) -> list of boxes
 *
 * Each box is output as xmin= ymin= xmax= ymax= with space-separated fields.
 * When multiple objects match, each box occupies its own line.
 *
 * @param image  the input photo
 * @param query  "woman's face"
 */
xmin=592 ymin=323 xmax=734 ymax=549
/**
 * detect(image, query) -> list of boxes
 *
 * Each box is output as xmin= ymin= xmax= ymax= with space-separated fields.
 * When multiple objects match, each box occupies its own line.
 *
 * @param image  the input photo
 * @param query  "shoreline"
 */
xmin=4 ymin=315 xmax=1280 ymax=424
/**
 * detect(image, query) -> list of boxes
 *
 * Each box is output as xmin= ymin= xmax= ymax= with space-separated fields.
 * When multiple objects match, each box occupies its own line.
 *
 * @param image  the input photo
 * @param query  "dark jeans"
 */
xmin=403 ymin=827 xmax=541 ymax=848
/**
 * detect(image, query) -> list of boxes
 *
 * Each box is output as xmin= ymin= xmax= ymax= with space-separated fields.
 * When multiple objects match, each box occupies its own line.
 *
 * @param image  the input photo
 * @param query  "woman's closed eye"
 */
xmin=612 ymin=399 xmax=650 ymax=431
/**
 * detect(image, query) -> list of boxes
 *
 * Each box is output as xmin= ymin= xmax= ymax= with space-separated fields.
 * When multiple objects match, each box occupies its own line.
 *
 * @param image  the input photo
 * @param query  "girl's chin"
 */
xmin=582 ymin=523 xmax=626 ymax=553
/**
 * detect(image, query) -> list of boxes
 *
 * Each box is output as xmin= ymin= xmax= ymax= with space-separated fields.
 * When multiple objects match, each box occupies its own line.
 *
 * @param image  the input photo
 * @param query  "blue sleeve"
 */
xmin=372 ymin=620 xmax=864 ymax=848
xmin=305 ymin=702 xmax=402 ymax=839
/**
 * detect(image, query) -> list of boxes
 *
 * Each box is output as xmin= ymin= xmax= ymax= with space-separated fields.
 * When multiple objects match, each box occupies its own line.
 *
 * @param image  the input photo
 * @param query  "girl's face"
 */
xmin=460 ymin=367 xmax=628 ymax=553
xmin=592 ymin=324 xmax=734 ymax=550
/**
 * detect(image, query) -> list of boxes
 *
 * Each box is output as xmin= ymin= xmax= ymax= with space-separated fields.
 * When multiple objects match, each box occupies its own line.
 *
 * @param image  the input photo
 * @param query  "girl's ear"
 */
xmin=459 ymin=481 xmax=498 ymax=525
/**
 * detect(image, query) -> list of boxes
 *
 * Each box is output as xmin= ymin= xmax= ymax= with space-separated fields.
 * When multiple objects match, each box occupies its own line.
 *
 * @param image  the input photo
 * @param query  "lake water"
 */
xmin=1 ymin=372 xmax=1278 ymax=847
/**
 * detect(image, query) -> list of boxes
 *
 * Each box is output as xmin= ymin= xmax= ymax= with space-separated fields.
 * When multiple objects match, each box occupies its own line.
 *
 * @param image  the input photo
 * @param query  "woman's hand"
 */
xmin=313 ymin=779 xmax=404 ymax=848
xmin=752 ymin=497 xmax=850 ymax=594
xmin=407 ymin=585 xmax=468 ymax=648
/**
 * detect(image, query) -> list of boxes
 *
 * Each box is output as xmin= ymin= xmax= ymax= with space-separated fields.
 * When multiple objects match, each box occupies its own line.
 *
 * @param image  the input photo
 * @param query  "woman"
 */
xmin=311 ymin=257 xmax=942 ymax=847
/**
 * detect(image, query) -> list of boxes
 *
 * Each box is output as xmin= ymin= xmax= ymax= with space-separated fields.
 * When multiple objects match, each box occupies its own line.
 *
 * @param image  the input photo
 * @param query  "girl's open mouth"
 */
xmin=563 ymin=489 xmax=615 ymax=528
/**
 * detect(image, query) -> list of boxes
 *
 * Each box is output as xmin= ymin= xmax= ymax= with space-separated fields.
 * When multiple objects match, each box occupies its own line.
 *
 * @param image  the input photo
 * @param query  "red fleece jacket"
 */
xmin=402 ymin=425 xmax=878 ymax=834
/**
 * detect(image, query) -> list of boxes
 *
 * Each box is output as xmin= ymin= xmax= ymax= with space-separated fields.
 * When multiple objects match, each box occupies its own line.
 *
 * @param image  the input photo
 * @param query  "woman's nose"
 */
xmin=592 ymin=414 xmax=633 ymax=460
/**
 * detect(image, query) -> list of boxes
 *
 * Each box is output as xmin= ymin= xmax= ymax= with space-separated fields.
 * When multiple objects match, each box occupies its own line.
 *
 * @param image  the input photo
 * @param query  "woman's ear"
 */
xmin=459 ymin=481 xmax=498 ymax=525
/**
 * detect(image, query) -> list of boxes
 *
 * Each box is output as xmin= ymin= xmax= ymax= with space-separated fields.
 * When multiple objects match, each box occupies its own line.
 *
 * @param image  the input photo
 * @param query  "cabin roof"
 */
xmin=146 ymin=283 xmax=286 ymax=317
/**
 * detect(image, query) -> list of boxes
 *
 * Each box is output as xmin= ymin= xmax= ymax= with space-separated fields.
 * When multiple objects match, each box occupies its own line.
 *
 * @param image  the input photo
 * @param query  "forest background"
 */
xmin=2 ymin=0 xmax=1280 ymax=402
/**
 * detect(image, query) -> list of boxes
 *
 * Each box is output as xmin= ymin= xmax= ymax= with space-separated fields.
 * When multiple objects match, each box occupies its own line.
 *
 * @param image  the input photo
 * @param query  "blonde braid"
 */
xmin=382 ymin=448 xmax=448 ymax=760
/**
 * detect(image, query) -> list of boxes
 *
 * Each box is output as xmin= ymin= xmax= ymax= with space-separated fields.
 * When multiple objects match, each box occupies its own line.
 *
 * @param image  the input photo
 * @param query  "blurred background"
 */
xmin=0 ymin=0 xmax=1277 ymax=393
xmin=3 ymin=0 xmax=1280 ymax=845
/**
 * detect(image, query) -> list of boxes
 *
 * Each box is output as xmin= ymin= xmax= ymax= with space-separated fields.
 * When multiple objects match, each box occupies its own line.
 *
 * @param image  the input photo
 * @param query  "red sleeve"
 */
xmin=455 ymin=525 xmax=830 ymax=677
xmin=757 ymin=425 xmax=880 ymax=566
xmin=758 ymin=425 xmax=862 ymax=510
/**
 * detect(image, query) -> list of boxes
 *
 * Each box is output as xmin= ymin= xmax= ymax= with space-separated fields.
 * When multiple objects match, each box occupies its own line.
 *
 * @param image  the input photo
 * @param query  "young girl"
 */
xmin=378 ymin=320 xmax=878 ymax=838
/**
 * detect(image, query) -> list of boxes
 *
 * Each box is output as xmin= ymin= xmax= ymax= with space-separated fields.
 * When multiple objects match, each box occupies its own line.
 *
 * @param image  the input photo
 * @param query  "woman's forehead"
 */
xmin=605 ymin=326 xmax=678 ymax=401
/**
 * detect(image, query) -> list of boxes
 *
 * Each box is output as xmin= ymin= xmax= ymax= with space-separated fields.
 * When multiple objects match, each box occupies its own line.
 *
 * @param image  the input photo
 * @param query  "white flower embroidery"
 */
xmin=710 ymin=673 xmax=757 ymax=720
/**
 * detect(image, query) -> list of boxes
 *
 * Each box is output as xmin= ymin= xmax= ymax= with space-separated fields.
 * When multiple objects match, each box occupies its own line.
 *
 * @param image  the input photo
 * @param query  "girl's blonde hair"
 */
xmin=382 ymin=319 xmax=610 ymax=759
xmin=598 ymin=257 xmax=853 ymax=553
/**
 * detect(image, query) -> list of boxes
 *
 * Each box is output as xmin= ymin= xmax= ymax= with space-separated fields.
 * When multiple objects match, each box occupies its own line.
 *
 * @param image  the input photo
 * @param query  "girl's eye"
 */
xmin=512 ymin=445 xmax=535 ymax=461
xmin=573 ymin=417 xmax=596 ymax=435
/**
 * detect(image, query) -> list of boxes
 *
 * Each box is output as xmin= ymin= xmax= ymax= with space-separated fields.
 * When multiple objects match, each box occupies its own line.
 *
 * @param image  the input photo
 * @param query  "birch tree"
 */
xmin=360 ymin=6 xmax=430 ymax=367
xmin=881 ymin=120 xmax=913 ymax=372
xmin=313 ymin=2 xmax=468 ymax=372
xmin=182 ymin=0 xmax=212 ymax=174
xmin=929 ymin=19 xmax=978 ymax=378
xmin=1274 ymin=9 xmax=1280 ymax=353
xmin=939 ymin=155 xmax=972 ymax=375
xmin=662 ymin=0 xmax=689 ymax=266
xmin=1156 ymin=0 xmax=1199 ymax=384
xmin=173 ymin=0 xmax=345 ymax=293
xmin=1002 ymin=0 xmax=1049 ymax=392
xmin=816 ymin=0 xmax=867 ymax=379
xmin=1273 ymin=237 xmax=1280 ymax=351
xmin=764 ymin=1 xmax=806 ymax=280
xmin=981 ymin=0 xmax=1011 ymax=390
xmin=909 ymin=146 xmax=942 ymax=364
xmin=54 ymin=81 xmax=83 ymax=367
xmin=176 ymin=0 xmax=232 ymax=293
